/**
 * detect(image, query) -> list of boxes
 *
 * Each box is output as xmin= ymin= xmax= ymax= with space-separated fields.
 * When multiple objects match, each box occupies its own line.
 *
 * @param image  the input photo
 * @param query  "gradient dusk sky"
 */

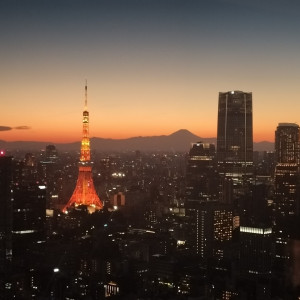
xmin=1 ymin=0 xmax=300 ymax=143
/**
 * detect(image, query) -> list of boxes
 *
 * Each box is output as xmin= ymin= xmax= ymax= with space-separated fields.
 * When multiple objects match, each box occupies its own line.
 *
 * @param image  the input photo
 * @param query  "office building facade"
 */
xmin=0 ymin=154 xmax=13 ymax=296
xmin=274 ymin=123 xmax=300 ymax=218
xmin=275 ymin=123 xmax=300 ymax=164
xmin=185 ymin=142 xmax=218 ymax=202
xmin=217 ymin=91 xmax=253 ymax=178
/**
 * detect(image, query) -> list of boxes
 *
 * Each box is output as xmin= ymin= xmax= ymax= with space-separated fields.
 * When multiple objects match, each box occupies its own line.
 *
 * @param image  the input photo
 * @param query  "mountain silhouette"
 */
xmin=0 ymin=130 xmax=274 ymax=152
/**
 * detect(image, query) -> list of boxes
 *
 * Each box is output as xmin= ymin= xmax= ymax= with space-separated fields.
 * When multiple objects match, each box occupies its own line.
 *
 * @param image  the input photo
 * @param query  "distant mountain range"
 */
xmin=0 ymin=129 xmax=274 ymax=152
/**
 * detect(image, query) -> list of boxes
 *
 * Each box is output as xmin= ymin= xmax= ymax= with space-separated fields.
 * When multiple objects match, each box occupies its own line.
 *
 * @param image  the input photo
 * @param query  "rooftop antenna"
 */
xmin=85 ymin=79 xmax=88 ymax=109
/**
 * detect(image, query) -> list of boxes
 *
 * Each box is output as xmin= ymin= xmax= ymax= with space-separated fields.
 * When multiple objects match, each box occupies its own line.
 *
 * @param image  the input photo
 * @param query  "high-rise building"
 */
xmin=12 ymin=184 xmax=47 ymax=256
xmin=216 ymin=91 xmax=254 ymax=223
xmin=39 ymin=145 xmax=60 ymax=209
xmin=274 ymin=123 xmax=300 ymax=218
xmin=185 ymin=142 xmax=223 ymax=256
xmin=185 ymin=142 xmax=218 ymax=202
xmin=0 ymin=153 xmax=13 ymax=295
xmin=63 ymin=83 xmax=103 ymax=213
xmin=14 ymin=153 xmax=38 ymax=185
xmin=239 ymin=226 xmax=273 ymax=299
xmin=273 ymin=123 xmax=300 ymax=295
xmin=45 ymin=145 xmax=58 ymax=162
xmin=239 ymin=226 xmax=273 ymax=276
xmin=274 ymin=164 xmax=299 ymax=218
xmin=275 ymin=123 xmax=300 ymax=164
xmin=217 ymin=91 xmax=253 ymax=178
xmin=186 ymin=201 xmax=233 ymax=258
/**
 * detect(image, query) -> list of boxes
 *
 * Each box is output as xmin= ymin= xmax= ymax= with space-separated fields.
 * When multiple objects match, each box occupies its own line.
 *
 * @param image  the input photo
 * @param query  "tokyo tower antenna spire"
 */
xmin=85 ymin=79 xmax=88 ymax=109
xmin=63 ymin=82 xmax=103 ymax=213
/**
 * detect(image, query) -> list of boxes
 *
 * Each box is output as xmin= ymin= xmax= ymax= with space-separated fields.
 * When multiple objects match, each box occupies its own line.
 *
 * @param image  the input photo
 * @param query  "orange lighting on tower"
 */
xmin=63 ymin=82 xmax=103 ymax=213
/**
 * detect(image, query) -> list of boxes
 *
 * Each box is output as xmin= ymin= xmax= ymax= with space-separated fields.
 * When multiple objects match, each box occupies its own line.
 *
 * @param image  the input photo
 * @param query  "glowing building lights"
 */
xmin=240 ymin=226 xmax=272 ymax=235
xmin=63 ymin=83 xmax=103 ymax=213
xmin=12 ymin=230 xmax=37 ymax=234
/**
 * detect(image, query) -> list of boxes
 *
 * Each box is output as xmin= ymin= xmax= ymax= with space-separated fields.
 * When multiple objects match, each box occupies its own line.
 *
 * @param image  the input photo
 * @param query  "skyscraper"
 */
xmin=273 ymin=123 xmax=300 ymax=294
xmin=275 ymin=123 xmax=300 ymax=164
xmin=12 ymin=184 xmax=46 ymax=255
xmin=239 ymin=226 xmax=273 ymax=299
xmin=217 ymin=91 xmax=253 ymax=178
xmin=0 ymin=153 xmax=13 ymax=296
xmin=185 ymin=142 xmax=233 ymax=257
xmin=274 ymin=123 xmax=300 ymax=218
xmin=185 ymin=142 xmax=218 ymax=202
xmin=63 ymin=83 xmax=103 ymax=213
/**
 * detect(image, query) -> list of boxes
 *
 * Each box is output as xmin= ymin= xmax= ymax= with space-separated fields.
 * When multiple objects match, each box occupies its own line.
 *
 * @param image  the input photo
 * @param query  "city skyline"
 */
xmin=1 ymin=0 xmax=300 ymax=143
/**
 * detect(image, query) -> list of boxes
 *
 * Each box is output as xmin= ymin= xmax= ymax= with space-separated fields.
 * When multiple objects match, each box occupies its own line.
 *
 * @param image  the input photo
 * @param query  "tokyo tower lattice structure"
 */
xmin=63 ymin=83 xmax=103 ymax=213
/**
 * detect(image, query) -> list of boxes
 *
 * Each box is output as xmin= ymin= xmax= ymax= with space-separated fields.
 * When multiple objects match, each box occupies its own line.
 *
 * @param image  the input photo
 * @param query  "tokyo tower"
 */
xmin=63 ymin=83 xmax=103 ymax=213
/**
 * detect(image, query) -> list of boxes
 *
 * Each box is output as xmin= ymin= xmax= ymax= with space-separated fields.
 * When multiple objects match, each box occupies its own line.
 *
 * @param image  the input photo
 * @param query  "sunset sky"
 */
xmin=1 ymin=0 xmax=300 ymax=143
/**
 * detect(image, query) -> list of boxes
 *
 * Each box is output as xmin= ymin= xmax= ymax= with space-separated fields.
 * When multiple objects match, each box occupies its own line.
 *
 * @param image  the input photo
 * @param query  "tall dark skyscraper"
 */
xmin=185 ymin=142 xmax=218 ymax=202
xmin=274 ymin=123 xmax=300 ymax=218
xmin=275 ymin=123 xmax=300 ymax=164
xmin=239 ymin=226 xmax=273 ymax=299
xmin=12 ymin=184 xmax=47 ymax=255
xmin=273 ymin=123 xmax=300 ymax=294
xmin=189 ymin=202 xmax=233 ymax=259
xmin=0 ymin=153 xmax=13 ymax=295
xmin=217 ymin=91 xmax=253 ymax=178
xmin=185 ymin=142 xmax=221 ymax=255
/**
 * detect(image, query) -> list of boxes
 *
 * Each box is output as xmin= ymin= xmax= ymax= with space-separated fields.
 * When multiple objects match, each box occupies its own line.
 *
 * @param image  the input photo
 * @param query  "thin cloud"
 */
xmin=0 ymin=125 xmax=31 ymax=131
xmin=0 ymin=126 xmax=12 ymax=131
xmin=14 ymin=126 xmax=31 ymax=130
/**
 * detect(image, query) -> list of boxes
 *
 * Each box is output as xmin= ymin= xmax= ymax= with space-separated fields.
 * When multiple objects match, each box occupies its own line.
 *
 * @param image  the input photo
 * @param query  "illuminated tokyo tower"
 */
xmin=63 ymin=82 xmax=103 ymax=213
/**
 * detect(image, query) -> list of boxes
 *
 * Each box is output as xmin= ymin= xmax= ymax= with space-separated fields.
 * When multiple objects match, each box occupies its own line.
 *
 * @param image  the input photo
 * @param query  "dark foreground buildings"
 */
xmin=273 ymin=123 xmax=300 ymax=296
xmin=0 ymin=154 xmax=13 ymax=295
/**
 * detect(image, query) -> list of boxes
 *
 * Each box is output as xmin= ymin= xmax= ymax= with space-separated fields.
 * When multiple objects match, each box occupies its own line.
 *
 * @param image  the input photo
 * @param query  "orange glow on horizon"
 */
xmin=1 ymin=128 xmax=275 ymax=144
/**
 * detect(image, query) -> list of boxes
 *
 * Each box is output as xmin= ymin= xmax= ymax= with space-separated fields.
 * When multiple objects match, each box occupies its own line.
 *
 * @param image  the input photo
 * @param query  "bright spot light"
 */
xmin=53 ymin=268 xmax=60 ymax=273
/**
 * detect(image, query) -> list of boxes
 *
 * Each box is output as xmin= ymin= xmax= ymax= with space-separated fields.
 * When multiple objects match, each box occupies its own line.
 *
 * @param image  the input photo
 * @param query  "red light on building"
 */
xmin=0 ymin=150 xmax=5 ymax=156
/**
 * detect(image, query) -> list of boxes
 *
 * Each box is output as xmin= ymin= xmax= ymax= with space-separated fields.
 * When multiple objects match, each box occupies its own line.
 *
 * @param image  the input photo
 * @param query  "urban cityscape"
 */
xmin=1 ymin=1 xmax=300 ymax=299
xmin=1 ymin=87 xmax=300 ymax=299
